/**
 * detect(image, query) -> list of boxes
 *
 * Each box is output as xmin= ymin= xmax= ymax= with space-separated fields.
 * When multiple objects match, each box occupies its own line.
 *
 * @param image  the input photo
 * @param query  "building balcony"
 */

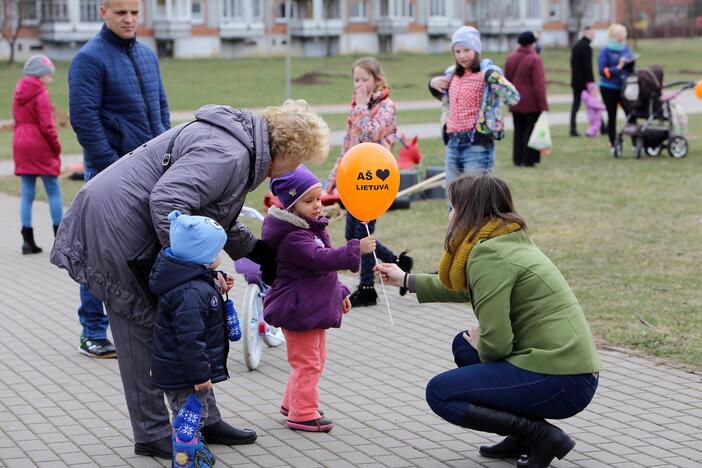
xmin=426 ymin=16 xmax=464 ymax=36
xmin=219 ymin=20 xmax=265 ymax=38
xmin=289 ymin=18 xmax=343 ymax=37
xmin=477 ymin=17 xmax=542 ymax=34
xmin=39 ymin=21 xmax=101 ymax=41
xmin=376 ymin=16 xmax=411 ymax=35
xmin=152 ymin=18 xmax=192 ymax=39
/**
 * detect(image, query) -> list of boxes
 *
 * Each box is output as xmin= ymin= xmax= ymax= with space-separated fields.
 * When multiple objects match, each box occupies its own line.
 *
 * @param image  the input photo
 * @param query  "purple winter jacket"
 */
xmin=262 ymin=207 xmax=361 ymax=331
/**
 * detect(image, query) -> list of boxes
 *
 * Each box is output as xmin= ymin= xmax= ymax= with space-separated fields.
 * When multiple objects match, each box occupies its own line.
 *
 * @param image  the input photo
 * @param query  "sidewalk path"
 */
xmin=0 ymin=193 xmax=701 ymax=467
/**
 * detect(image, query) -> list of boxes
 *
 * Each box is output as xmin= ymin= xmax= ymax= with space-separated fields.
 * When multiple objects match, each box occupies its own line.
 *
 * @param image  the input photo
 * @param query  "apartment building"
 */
xmin=0 ymin=0 xmax=670 ymax=61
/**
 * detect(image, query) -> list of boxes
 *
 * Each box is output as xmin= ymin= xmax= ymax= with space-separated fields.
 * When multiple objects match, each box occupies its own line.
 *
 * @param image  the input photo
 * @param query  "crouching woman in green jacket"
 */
xmin=375 ymin=173 xmax=602 ymax=468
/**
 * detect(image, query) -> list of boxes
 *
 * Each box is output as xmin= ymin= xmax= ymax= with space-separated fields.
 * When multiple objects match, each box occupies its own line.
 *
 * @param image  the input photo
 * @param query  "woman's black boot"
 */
xmin=479 ymin=436 xmax=529 ymax=459
xmin=463 ymin=404 xmax=575 ymax=468
xmin=21 ymin=227 xmax=42 ymax=254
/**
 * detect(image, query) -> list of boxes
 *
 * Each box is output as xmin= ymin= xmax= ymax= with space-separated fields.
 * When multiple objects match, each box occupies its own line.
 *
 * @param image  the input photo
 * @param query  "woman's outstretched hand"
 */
xmin=374 ymin=263 xmax=405 ymax=288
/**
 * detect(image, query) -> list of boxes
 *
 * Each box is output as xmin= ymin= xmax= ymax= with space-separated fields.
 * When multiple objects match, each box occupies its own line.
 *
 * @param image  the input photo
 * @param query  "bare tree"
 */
xmin=1 ymin=0 xmax=25 ymax=65
xmin=567 ymin=0 xmax=587 ymax=46
xmin=623 ymin=0 xmax=638 ymax=49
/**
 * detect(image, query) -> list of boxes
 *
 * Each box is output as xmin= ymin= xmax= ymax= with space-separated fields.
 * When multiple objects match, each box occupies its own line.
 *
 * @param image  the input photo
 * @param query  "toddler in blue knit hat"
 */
xmin=148 ymin=210 xmax=234 ymax=464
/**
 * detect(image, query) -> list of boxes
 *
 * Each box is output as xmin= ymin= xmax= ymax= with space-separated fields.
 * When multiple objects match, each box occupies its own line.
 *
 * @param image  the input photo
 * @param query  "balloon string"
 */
xmin=364 ymin=222 xmax=394 ymax=326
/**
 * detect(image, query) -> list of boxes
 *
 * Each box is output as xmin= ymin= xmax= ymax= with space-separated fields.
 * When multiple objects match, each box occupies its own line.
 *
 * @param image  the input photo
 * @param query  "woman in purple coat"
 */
xmin=262 ymin=165 xmax=376 ymax=432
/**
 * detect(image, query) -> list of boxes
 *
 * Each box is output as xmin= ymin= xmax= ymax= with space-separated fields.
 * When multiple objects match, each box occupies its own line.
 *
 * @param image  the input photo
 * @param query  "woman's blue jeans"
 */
xmin=345 ymin=212 xmax=396 ymax=285
xmin=445 ymin=132 xmax=496 ymax=184
xmin=20 ymin=175 xmax=63 ymax=227
xmin=425 ymin=332 xmax=598 ymax=427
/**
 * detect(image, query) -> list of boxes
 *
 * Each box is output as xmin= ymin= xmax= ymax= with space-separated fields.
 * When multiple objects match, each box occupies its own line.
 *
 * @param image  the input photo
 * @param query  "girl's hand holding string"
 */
xmin=359 ymin=235 xmax=376 ymax=254
xmin=342 ymin=295 xmax=351 ymax=314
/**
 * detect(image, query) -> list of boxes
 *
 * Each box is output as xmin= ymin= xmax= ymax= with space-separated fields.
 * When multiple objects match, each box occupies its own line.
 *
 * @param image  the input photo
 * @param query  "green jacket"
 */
xmin=416 ymin=231 xmax=602 ymax=375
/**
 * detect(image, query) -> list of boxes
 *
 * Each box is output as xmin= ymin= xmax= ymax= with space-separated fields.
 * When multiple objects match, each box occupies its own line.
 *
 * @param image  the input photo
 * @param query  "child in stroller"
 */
xmin=615 ymin=64 xmax=695 ymax=159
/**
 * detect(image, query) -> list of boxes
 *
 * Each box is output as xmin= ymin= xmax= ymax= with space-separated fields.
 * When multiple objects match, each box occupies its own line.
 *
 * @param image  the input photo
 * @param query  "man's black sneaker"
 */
xmin=79 ymin=334 xmax=117 ymax=359
xmin=349 ymin=285 xmax=378 ymax=307
xmin=396 ymin=250 xmax=414 ymax=296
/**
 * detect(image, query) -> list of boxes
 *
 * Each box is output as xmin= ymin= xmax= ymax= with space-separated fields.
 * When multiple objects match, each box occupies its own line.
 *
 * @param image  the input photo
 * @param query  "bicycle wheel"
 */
xmin=263 ymin=324 xmax=285 ymax=348
xmin=242 ymin=283 xmax=263 ymax=370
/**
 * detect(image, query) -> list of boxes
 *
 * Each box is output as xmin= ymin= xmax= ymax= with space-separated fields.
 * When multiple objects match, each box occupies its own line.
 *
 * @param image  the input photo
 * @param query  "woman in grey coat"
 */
xmin=50 ymin=100 xmax=329 ymax=459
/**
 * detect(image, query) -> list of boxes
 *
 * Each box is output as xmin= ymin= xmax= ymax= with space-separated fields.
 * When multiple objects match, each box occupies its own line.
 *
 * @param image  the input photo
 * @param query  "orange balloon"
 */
xmin=336 ymin=142 xmax=400 ymax=223
xmin=695 ymin=80 xmax=702 ymax=100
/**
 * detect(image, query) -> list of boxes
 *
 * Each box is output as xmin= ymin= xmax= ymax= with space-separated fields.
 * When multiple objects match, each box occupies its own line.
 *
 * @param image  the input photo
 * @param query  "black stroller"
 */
xmin=614 ymin=65 xmax=695 ymax=159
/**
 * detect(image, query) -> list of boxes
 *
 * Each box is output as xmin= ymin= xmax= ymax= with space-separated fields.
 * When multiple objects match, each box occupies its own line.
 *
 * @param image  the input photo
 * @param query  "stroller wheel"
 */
xmin=645 ymin=146 xmax=662 ymax=157
xmin=668 ymin=136 xmax=688 ymax=159
xmin=613 ymin=136 xmax=623 ymax=158
xmin=634 ymin=137 xmax=643 ymax=159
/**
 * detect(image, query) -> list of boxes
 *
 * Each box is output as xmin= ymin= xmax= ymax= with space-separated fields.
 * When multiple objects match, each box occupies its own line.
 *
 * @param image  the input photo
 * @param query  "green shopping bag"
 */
xmin=527 ymin=112 xmax=552 ymax=152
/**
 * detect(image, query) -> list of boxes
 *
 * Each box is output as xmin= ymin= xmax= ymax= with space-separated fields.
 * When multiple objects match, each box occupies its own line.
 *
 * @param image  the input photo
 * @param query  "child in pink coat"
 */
xmin=13 ymin=55 xmax=63 ymax=254
xmin=581 ymin=82 xmax=606 ymax=137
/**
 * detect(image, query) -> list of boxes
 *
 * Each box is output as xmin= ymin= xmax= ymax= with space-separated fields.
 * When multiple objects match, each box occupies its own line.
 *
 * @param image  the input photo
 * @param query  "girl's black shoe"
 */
xmin=349 ymin=285 xmax=377 ymax=307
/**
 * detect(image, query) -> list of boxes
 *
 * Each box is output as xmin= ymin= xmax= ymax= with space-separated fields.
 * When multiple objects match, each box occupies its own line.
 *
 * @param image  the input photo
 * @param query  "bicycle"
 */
xmin=234 ymin=207 xmax=285 ymax=371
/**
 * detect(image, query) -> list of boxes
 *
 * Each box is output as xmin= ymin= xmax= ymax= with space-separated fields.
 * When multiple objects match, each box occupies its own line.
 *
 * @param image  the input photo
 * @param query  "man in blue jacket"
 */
xmin=67 ymin=0 xmax=170 ymax=364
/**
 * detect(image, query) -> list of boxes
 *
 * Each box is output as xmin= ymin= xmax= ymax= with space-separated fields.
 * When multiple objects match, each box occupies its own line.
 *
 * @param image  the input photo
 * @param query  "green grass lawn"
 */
xmin=1 ymin=38 xmax=700 ymax=119
xmin=2 ymin=115 xmax=700 ymax=368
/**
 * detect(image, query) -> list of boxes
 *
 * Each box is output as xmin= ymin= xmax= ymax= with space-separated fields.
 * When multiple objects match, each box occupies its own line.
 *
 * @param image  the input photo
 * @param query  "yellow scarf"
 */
xmin=439 ymin=219 xmax=522 ymax=291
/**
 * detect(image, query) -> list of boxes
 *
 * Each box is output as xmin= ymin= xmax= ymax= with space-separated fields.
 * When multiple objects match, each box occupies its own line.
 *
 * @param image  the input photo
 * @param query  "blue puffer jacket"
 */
xmin=598 ymin=46 xmax=635 ymax=91
xmin=149 ymin=248 xmax=229 ymax=390
xmin=69 ymin=25 xmax=170 ymax=172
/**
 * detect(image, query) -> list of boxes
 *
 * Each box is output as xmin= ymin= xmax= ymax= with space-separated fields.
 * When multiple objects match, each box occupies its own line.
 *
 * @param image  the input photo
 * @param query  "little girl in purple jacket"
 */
xmin=581 ymin=82 xmax=606 ymax=138
xmin=262 ymin=164 xmax=376 ymax=432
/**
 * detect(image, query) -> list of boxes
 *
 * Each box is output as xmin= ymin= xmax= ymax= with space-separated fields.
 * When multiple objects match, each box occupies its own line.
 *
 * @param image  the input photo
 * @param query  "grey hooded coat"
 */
xmin=50 ymin=105 xmax=271 ymax=326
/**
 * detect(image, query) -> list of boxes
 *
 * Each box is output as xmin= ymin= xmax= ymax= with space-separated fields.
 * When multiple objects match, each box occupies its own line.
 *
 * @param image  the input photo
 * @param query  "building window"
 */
xmin=351 ymin=0 xmax=368 ymax=21
xmin=42 ymin=0 xmax=69 ymax=21
xmin=393 ymin=0 xmax=413 ymax=17
xmin=79 ymin=0 xmax=100 ymax=22
xmin=549 ymin=1 xmax=560 ymax=20
xmin=526 ymin=0 xmax=540 ymax=19
xmin=429 ymin=0 xmax=445 ymax=17
xmin=275 ymin=0 xmax=297 ymax=22
xmin=191 ymin=0 xmax=204 ymax=23
xmin=222 ymin=0 xmax=244 ymax=19
xmin=252 ymin=0 xmax=261 ymax=19
xmin=324 ymin=0 xmax=340 ymax=19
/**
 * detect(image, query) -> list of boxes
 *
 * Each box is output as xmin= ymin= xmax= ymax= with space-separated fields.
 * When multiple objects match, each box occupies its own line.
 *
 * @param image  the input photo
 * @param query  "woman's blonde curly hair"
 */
xmin=262 ymin=99 xmax=330 ymax=164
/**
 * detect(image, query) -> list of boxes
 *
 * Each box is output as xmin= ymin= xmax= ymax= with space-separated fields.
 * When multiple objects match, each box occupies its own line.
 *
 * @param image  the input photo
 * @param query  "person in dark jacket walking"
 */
xmin=13 ymin=55 xmax=63 ymax=254
xmin=67 ymin=0 xmax=171 ymax=360
xmin=150 ymin=210 xmax=232 ymax=465
xmin=504 ymin=31 xmax=549 ymax=167
xmin=51 ymin=100 xmax=329 ymax=459
xmin=569 ymin=27 xmax=596 ymax=137
xmin=263 ymin=165 xmax=375 ymax=432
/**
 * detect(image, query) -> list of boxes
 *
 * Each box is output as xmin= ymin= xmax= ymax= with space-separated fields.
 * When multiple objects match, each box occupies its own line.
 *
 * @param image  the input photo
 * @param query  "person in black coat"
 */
xmin=149 ymin=210 xmax=234 ymax=448
xmin=570 ymin=27 xmax=596 ymax=137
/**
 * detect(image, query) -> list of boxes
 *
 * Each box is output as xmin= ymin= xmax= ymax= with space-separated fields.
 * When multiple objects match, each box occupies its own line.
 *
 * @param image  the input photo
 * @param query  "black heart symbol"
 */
xmin=376 ymin=169 xmax=390 ymax=181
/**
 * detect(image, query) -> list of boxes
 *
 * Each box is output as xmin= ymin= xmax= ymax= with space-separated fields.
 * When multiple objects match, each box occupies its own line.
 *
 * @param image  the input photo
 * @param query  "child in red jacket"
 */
xmin=13 ymin=55 xmax=62 ymax=254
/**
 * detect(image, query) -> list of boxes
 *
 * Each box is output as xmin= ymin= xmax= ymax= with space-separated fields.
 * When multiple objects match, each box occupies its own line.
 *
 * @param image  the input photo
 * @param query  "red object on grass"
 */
xmin=397 ymin=133 xmax=422 ymax=169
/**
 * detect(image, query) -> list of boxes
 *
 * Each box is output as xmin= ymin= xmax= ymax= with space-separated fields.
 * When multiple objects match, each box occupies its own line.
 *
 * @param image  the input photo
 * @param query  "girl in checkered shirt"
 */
xmin=429 ymin=26 xmax=520 ymax=182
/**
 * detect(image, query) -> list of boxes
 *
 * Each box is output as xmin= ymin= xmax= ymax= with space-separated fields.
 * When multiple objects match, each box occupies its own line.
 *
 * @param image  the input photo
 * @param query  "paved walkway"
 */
xmin=0 ymin=193 xmax=701 ymax=467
